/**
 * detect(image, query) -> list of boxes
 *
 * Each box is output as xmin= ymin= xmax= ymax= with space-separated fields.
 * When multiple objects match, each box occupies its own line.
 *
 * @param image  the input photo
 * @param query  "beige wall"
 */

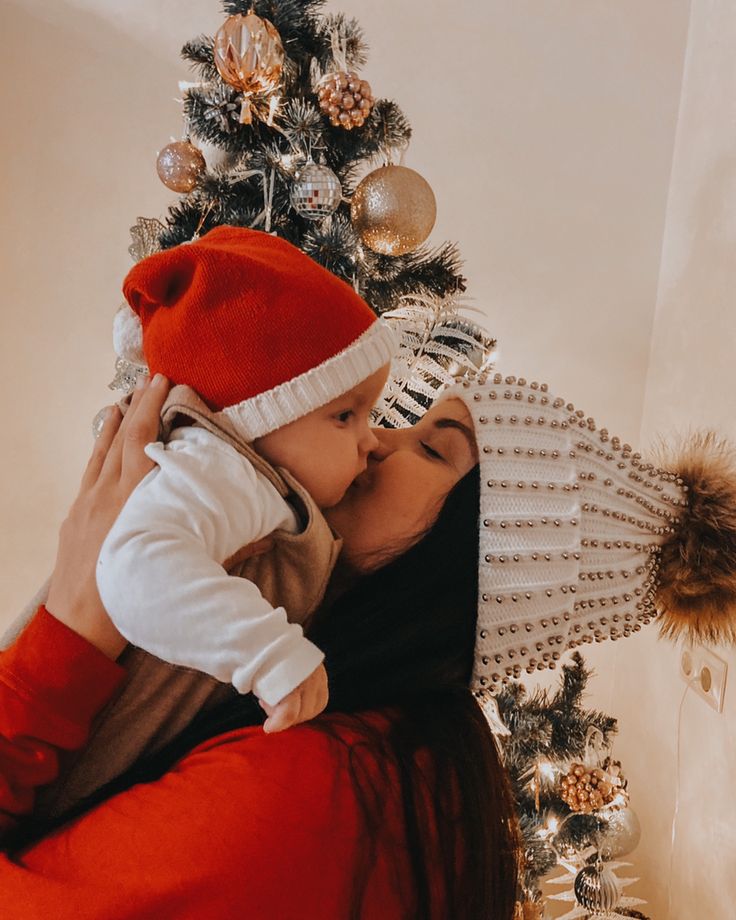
xmin=5 ymin=1 xmax=731 ymax=917
xmin=607 ymin=3 xmax=736 ymax=917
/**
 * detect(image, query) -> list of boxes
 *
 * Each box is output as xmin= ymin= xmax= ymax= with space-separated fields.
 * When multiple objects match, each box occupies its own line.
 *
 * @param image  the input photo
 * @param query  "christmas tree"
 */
xmin=497 ymin=654 xmax=650 ymax=920
xmin=113 ymin=3 xmax=650 ymax=916
xmin=114 ymin=0 xmax=497 ymax=418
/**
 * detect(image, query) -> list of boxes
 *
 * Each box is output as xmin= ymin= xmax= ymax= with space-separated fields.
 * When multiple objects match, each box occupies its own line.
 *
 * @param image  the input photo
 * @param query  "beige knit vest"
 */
xmin=5 ymin=386 xmax=342 ymax=820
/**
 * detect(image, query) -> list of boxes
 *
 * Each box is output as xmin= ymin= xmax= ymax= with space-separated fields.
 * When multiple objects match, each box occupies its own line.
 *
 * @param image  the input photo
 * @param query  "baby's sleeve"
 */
xmin=96 ymin=428 xmax=324 ymax=707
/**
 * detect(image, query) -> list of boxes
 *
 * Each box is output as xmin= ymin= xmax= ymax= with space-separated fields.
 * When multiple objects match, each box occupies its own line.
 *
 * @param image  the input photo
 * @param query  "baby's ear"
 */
xmin=112 ymin=303 xmax=146 ymax=365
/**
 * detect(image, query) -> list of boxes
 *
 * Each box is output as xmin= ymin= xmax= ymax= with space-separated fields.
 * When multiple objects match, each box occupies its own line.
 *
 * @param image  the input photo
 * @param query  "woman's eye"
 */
xmin=421 ymin=441 xmax=443 ymax=460
xmin=336 ymin=410 xmax=354 ymax=423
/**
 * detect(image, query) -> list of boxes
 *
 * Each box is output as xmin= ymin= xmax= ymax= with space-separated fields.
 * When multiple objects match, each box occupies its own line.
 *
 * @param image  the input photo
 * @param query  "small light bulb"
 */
xmin=538 ymin=761 xmax=556 ymax=782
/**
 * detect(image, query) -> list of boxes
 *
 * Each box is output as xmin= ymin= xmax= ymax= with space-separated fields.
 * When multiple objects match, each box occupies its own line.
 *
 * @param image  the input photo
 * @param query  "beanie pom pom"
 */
xmin=113 ymin=303 xmax=146 ymax=365
xmin=657 ymin=431 xmax=736 ymax=645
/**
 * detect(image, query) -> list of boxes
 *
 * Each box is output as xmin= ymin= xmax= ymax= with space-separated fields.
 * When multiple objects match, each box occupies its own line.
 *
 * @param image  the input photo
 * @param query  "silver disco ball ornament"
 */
xmin=574 ymin=864 xmax=621 ymax=915
xmin=290 ymin=162 xmax=342 ymax=220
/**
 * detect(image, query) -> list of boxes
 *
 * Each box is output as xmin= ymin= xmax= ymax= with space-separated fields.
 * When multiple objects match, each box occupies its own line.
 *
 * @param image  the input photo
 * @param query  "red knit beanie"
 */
xmin=122 ymin=226 xmax=396 ymax=439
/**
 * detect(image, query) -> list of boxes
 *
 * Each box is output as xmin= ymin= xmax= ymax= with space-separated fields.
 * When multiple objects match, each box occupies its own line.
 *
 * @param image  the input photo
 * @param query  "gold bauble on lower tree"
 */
xmin=156 ymin=140 xmax=206 ymax=192
xmin=350 ymin=165 xmax=437 ymax=255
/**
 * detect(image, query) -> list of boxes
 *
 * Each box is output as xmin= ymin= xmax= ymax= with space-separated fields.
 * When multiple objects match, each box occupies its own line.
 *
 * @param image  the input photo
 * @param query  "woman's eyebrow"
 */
xmin=432 ymin=418 xmax=476 ymax=454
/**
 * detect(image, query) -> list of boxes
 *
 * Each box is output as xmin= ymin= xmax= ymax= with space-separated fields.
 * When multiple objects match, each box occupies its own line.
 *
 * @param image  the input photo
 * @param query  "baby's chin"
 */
xmin=310 ymin=481 xmax=352 ymax=512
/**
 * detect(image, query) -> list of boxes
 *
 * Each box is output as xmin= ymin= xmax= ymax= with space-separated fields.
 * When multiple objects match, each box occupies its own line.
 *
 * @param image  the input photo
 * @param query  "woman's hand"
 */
xmin=46 ymin=375 xmax=170 ymax=659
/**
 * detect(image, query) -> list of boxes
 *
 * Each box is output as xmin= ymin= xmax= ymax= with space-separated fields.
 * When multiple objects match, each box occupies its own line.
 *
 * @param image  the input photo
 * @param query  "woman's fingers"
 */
xmin=99 ymin=375 xmax=151 ymax=479
xmin=120 ymin=374 xmax=170 ymax=487
xmin=79 ymin=406 xmax=123 ymax=492
xmin=95 ymin=374 xmax=169 ymax=487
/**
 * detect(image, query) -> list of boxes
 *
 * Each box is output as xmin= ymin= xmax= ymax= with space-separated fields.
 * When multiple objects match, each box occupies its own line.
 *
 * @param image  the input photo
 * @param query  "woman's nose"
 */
xmin=368 ymin=426 xmax=400 ymax=460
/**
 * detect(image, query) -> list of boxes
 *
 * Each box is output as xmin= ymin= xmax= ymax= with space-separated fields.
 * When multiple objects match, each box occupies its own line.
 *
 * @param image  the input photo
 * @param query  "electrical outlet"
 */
xmin=680 ymin=644 xmax=728 ymax=713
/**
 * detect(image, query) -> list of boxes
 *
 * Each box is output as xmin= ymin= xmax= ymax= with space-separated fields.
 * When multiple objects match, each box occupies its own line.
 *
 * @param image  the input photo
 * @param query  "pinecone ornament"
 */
xmin=559 ymin=762 xmax=621 ymax=814
xmin=316 ymin=71 xmax=374 ymax=129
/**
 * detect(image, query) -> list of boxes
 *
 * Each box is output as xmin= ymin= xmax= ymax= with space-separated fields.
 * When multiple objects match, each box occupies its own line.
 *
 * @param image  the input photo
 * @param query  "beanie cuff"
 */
xmin=222 ymin=321 xmax=398 ymax=441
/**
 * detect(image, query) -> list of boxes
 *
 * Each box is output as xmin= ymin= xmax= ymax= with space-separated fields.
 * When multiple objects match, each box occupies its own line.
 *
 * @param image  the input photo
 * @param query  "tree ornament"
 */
xmin=128 ymin=217 xmax=164 ymax=263
xmin=316 ymin=70 xmax=374 ymax=129
xmin=598 ymin=806 xmax=642 ymax=859
xmin=374 ymin=298 xmax=497 ymax=428
xmin=107 ymin=357 xmax=148 ymax=395
xmin=290 ymin=161 xmax=342 ymax=220
xmin=213 ymin=11 xmax=284 ymax=124
xmin=92 ymin=407 xmax=109 ymax=440
xmin=574 ymin=864 xmax=621 ymax=914
xmin=559 ymin=763 xmax=620 ymax=814
xmin=513 ymin=899 xmax=545 ymax=920
xmin=351 ymin=165 xmax=436 ymax=255
xmin=156 ymin=140 xmax=206 ymax=192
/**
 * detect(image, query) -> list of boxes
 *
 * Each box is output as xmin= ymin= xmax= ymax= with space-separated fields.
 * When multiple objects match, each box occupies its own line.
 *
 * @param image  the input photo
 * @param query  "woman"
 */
xmin=0 ymin=375 xmax=519 ymax=920
xmin=1 ymin=370 xmax=733 ymax=919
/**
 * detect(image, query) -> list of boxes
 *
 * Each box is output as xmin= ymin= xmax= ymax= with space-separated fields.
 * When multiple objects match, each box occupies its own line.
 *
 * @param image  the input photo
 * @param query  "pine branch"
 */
xmin=361 ymin=242 xmax=466 ymax=313
xmin=181 ymin=35 xmax=218 ymax=82
xmin=278 ymin=98 xmax=325 ymax=150
xmin=314 ymin=13 xmax=369 ymax=71
xmin=301 ymin=214 xmax=360 ymax=281
xmin=323 ymin=100 xmax=412 ymax=170
xmin=184 ymin=87 xmax=279 ymax=153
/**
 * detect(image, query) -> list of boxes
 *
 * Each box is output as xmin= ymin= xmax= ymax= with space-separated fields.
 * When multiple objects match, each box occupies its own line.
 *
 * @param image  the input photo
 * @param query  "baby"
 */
xmin=96 ymin=226 xmax=396 ymax=733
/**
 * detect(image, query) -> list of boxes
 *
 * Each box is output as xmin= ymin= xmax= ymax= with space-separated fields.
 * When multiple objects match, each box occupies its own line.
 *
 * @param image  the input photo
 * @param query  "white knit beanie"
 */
xmin=448 ymin=373 xmax=736 ymax=696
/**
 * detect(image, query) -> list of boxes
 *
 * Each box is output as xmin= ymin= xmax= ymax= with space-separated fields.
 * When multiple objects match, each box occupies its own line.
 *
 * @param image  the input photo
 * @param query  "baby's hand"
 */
xmin=259 ymin=663 xmax=329 ymax=733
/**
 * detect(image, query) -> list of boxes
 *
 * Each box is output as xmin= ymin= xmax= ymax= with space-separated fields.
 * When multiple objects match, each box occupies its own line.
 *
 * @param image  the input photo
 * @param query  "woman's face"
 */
xmin=324 ymin=397 xmax=478 ymax=570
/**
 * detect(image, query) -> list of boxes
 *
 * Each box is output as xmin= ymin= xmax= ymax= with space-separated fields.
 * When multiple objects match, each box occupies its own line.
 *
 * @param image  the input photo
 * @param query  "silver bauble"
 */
xmin=351 ymin=165 xmax=436 ymax=255
xmin=290 ymin=162 xmax=342 ymax=220
xmin=574 ymin=864 xmax=621 ymax=914
xmin=598 ymin=806 xmax=642 ymax=859
xmin=92 ymin=407 xmax=109 ymax=440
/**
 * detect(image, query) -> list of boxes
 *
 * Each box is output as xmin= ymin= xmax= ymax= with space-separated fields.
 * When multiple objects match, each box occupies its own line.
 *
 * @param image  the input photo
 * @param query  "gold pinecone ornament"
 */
xmin=559 ymin=762 xmax=621 ymax=814
xmin=316 ymin=71 xmax=374 ymax=129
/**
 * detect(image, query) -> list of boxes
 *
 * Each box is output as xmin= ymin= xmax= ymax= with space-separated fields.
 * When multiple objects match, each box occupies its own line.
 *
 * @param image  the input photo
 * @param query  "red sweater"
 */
xmin=0 ymin=608 xmax=430 ymax=919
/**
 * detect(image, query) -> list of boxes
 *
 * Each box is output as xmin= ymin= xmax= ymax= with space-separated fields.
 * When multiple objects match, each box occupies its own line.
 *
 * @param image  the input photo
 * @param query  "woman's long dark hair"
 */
xmin=15 ymin=466 xmax=520 ymax=918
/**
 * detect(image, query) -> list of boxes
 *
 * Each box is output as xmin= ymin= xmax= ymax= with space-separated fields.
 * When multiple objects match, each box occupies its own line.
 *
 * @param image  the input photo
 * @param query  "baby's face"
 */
xmin=254 ymin=364 xmax=390 ymax=508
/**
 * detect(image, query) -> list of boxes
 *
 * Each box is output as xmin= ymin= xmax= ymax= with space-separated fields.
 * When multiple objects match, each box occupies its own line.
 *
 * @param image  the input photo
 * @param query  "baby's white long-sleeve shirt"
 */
xmin=96 ymin=426 xmax=325 ymax=707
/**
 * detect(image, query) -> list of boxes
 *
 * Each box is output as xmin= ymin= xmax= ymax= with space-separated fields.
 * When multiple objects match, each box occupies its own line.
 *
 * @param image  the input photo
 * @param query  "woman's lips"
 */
xmin=350 ymin=469 xmax=373 ymax=491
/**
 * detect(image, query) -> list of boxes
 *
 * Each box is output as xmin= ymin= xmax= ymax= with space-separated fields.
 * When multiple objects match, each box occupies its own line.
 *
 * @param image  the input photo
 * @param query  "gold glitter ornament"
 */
xmin=351 ymin=165 xmax=437 ymax=255
xmin=316 ymin=70 xmax=374 ymax=129
xmin=156 ymin=140 xmax=206 ymax=193
xmin=213 ymin=12 xmax=284 ymax=124
xmin=598 ymin=805 xmax=642 ymax=859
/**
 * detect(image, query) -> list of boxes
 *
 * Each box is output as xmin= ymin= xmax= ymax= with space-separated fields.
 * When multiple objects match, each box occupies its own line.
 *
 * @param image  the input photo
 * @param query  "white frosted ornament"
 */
xmin=109 ymin=304 xmax=148 ymax=396
xmin=194 ymin=138 xmax=239 ymax=172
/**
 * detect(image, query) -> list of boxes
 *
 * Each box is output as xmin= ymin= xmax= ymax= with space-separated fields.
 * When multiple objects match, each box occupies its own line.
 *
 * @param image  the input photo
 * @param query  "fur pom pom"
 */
xmin=657 ymin=431 xmax=736 ymax=644
xmin=112 ymin=303 xmax=145 ymax=364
